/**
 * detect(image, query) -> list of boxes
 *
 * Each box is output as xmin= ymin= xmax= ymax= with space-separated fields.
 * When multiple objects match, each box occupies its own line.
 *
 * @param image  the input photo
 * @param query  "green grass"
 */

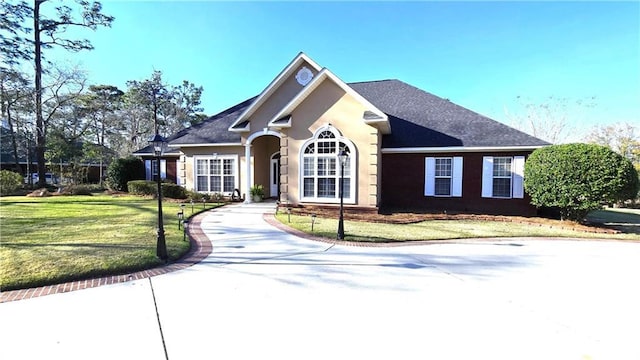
xmin=276 ymin=212 xmax=640 ymax=243
xmin=0 ymin=195 xmax=218 ymax=291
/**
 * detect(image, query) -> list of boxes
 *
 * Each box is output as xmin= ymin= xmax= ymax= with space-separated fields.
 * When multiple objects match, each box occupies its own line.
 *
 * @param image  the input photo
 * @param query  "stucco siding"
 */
xmin=245 ymin=62 xmax=318 ymax=132
xmin=280 ymin=79 xmax=381 ymax=207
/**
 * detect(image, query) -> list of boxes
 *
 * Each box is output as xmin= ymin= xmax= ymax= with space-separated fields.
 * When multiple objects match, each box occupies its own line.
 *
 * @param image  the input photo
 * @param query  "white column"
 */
xmin=244 ymin=143 xmax=252 ymax=203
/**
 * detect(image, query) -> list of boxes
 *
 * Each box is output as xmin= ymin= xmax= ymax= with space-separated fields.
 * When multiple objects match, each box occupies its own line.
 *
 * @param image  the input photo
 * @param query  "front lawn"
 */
xmin=275 ymin=211 xmax=640 ymax=243
xmin=0 ymin=195 xmax=214 ymax=291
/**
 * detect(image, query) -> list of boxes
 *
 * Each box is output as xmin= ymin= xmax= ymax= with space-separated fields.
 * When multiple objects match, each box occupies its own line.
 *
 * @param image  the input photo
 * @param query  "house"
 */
xmin=134 ymin=52 xmax=549 ymax=216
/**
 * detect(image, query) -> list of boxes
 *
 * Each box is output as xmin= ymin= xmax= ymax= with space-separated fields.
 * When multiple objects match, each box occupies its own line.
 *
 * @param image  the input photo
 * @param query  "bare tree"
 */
xmin=584 ymin=122 xmax=640 ymax=166
xmin=503 ymin=95 xmax=596 ymax=144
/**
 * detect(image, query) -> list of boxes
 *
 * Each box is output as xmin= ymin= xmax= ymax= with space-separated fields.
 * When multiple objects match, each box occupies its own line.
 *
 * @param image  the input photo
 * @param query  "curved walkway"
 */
xmin=1 ymin=202 xmax=639 ymax=360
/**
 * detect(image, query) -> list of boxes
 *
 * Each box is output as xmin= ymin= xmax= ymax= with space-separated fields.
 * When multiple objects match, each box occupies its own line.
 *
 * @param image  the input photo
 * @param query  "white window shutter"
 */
xmin=481 ymin=156 xmax=493 ymax=198
xmin=512 ymin=156 xmax=525 ymax=199
xmin=452 ymin=157 xmax=463 ymax=197
xmin=424 ymin=157 xmax=435 ymax=196
xmin=145 ymin=160 xmax=152 ymax=181
xmin=160 ymin=160 xmax=167 ymax=180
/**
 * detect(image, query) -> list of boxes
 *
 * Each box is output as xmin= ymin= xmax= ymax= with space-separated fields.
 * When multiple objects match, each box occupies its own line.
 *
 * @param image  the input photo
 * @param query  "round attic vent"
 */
xmin=295 ymin=66 xmax=313 ymax=86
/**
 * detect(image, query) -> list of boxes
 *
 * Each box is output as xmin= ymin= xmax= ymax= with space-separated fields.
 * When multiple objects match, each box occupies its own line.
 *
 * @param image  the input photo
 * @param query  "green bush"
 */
xmin=162 ymin=183 xmax=187 ymax=199
xmin=127 ymin=180 xmax=156 ymax=196
xmin=0 ymin=170 xmax=23 ymax=195
xmin=128 ymin=180 xmax=187 ymax=199
xmin=106 ymin=157 xmax=145 ymax=192
xmin=60 ymin=185 xmax=93 ymax=196
xmin=524 ymin=143 xmax=639 ymax=221
xmin=185 ymin=190 xmax=208 ymax=202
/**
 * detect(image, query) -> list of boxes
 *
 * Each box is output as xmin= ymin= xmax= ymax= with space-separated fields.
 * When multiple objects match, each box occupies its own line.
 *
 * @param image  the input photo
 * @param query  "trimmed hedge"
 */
xmin=127 ymin=180 xmax=187 ymax=199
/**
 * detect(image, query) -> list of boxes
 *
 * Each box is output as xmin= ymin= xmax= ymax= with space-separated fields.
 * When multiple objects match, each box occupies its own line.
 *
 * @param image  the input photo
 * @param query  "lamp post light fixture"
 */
xmin=337 ymin=149 xmax=348 ymax=240
xmin=149 ymin=133 xmax=168 ymax=262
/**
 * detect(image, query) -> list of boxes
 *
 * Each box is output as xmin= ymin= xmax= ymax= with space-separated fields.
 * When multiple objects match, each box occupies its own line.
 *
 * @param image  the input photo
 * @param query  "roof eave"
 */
xmin=381 ymin=145 xmax=548 ymax=154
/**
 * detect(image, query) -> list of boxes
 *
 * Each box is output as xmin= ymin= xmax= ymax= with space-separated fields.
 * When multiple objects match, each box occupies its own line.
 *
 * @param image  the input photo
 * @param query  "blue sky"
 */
xmin=47 ymin=1 xmax=639 ymax=141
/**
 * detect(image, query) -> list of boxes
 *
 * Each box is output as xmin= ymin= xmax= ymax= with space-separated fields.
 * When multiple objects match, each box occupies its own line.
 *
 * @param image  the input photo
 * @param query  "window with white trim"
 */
xmin=482 ymin=156 xmax=525 ymax=199
xmin=195 ymin=156 xmax=238 ymax=194
xmin=145 ymin=159 xmax=166 ymax=181
xmin=300 ymin=127 xmax=355 ymax=203
xmin=425 ymin=157 xmax=463 ymax=197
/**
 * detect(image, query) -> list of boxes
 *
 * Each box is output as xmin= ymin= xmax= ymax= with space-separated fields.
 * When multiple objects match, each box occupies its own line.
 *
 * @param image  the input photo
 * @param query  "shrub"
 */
xmin=127 ymin=180 xmax=156 ymax=196
xmin=128 ymin=180 xmax=187 ymax=199
xmin=106 ymin=157 xmax=145 ymax=192
xmin=162 ymin=183 xmax=187 ymax=199
xmin=524 ymin=143 xmax=639 ymax=221
xmin=0 ymin=170 xmax=23 ymax=195
xmin=60 ymin=185 xmax=93 ymax=196
xmin=185 ymin=190 xmax=210 ymax=202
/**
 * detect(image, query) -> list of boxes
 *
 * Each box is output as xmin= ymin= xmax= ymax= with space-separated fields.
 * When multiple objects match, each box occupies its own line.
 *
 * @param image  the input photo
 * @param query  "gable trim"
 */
xmin=381 ymin=145 xmax=546 ymax=154
xmin=267 ymin=67 xmax=390 ymax=133
xmin=228 ymin=52 xmax=322 ymax=131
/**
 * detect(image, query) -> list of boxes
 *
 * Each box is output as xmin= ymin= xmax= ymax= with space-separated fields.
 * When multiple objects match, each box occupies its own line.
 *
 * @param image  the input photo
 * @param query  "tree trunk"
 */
xmin=34 ymin=0 xmax=46 ymax=187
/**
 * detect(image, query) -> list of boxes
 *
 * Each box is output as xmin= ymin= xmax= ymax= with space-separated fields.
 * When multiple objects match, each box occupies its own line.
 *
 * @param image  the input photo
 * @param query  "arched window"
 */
xmin=300 ymin=126 xmax=355 ymax=203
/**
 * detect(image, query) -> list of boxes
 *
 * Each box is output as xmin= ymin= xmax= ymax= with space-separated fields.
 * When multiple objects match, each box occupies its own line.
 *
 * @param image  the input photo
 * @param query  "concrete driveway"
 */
xmin=1 ymin=202 xmax=639 ymax=360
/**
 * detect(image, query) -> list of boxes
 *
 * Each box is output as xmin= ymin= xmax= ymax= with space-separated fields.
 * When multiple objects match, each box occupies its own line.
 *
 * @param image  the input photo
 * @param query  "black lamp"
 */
xmin=149 ymin=133 xmax=168 ymax=261
xmin=337 ymin=149 xmax=348 ymax=240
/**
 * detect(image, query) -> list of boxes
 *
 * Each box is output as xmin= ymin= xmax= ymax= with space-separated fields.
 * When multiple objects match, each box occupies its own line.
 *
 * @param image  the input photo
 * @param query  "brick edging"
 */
xmin=0 ymin=211 xmax=213 ymax=304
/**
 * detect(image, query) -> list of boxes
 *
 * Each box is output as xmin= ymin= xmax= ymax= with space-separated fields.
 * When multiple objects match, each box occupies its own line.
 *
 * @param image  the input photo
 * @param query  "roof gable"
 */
xmin=228 ymin=52 xmax=322 ymax=132
xmin=266 ymin=68 xmax=391 ymax=134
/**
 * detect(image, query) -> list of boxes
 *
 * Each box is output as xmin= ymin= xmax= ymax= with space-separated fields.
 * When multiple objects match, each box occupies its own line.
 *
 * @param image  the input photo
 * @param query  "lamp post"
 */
xmin=337 ymin=149 xmax=348 ymax=240
xmin=149 ymin=134 xmax=168 ymax=261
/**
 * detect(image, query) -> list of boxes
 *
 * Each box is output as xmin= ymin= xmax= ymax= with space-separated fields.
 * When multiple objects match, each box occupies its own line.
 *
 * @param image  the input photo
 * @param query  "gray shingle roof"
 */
xmin=168 ymin=80 xmax=548 ymax=148
xmin=170 ymin=97 xmax=256 ymax=145
xmin=350 ymin=80 xmax=549 ymax=148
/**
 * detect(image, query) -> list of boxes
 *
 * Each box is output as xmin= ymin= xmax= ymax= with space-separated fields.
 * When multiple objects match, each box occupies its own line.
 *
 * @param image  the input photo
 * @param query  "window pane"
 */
xmin=223 ymin=159 xmax=233 ymax=175
xmin=303 ymin=178 xmax=315 ymax=197
xmin=318 ymin=178 xmax=336 ymax=198
xmin=196 ymin=176 xmax=208 ymax=191
xmin=435 ymin=178 xmax=451 ymax=196
xmin=304 ymin=143 xmax=315 ymax=154
xmin=493 ymin=157 xmax=512 ymax=177
xmin=223 ymin=176 xmax=234 ymax=192
xmin=303 ymin=158 xmax=315 ymax=176
xmin=210 ymin=159 xmax=221 ymax=175
xmin=341 ymin=177 xmax=351 ymax=198
xmin=196 ymin=159 xmax=207 ymax=175
xmin=435 ymin=158 xmax=452 ymax=177
xmin=318 ymin=157 xmax=336 ymax=176
xmin=317 ymin=141 xmax=336 ymax=154
xmin=318 ymin=131 xmax=335 ymax=139
xmin=493 ymin=178 xmax=511 ymax=198
xmin=210 ymin=176 xmax=221 ymax=192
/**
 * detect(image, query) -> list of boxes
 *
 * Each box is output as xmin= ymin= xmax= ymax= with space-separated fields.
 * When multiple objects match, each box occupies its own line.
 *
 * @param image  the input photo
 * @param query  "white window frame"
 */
xmin=193 ymin=155 xmax=239 ymax=195
xmin=299 ymin=126 xmax=356 ymax=204
xmin=425 ymin=157 xmax=463 ymax=197
xmin=481 ymin=156 xmax=525 ymax=199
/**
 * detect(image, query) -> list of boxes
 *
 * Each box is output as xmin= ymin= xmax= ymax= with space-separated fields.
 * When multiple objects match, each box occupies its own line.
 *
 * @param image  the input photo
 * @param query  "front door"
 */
xmin=270 ymin=153 xmax=280 ymax=198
